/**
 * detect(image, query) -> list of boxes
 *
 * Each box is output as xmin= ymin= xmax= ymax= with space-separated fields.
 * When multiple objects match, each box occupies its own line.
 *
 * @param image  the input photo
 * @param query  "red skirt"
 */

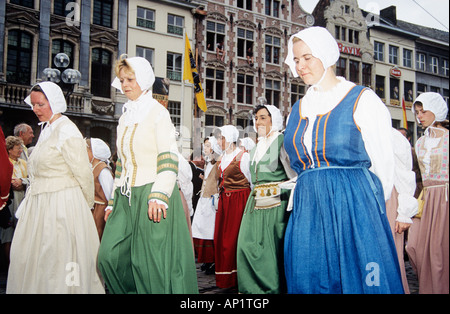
xmin=214 ymin=188 xmax=251 ymax=288
xmin=193 ymin=238 xmax=215 ymax=263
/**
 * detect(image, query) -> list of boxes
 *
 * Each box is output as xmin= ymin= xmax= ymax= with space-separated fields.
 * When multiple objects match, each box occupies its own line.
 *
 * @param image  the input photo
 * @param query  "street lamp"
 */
xmin=42 ymin=52 xmax=81 ymax=98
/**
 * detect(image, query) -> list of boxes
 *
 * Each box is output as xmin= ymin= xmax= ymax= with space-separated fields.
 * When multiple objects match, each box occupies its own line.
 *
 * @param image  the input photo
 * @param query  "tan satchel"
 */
xmin=414 ymin=189 xmax=425 ymax=219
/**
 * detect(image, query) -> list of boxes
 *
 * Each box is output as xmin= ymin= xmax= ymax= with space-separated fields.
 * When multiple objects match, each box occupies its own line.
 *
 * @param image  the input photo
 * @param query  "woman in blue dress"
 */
xmin=283 ymin=27 xmax=404 ymax=294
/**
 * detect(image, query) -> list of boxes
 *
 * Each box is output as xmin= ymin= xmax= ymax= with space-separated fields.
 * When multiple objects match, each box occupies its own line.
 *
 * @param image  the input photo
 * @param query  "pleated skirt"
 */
xmin=237 ymin=188 xmax=291 ymax=294
xmin=284 ymin=167 xmax=404 ymax=294
xmin=98 ymin=183 xmax=198 ymax=294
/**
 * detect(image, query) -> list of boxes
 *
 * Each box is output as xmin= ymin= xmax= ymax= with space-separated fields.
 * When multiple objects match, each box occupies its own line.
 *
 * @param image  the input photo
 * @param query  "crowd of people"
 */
xmin=0 ymin=27 xmax=448 ymax=294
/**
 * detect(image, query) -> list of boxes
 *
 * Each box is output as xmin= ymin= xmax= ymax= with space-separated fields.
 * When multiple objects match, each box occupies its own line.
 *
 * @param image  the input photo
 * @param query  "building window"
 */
xmin=430 ymin=56 xmax=439 ymax=74
xmin=362 ymin=63 xmax=372 ymax=87
xmin=265 ymin=35 xmax=281 ymax=64
xmin=7 ymin=30 xmax=32 ymax=85
xmin=443 ymin=59 xmax=449 ymax=77
xmin=336 ymin=58 xmax=346 ymax=77
xmin=375 ymin=75 xmax=385 ymax=99
xmin=91 ymin=48 xmax=111 ymax=97
xmin=136 ymin=46 xmax=154 ymax=67
xmin=93 ymin=0 xmax=113 ymax=28
xmin=265 ymin=0 xmax=280 ymax=18
xmin=53 ymin=0 xmax=72 ymax=16
xmin=237 ymin=0 xmax=252 ymax=10
xmin=389 ymin=45 xmax=399 ymax=64
xmin=167 ymin=101 xmax=181 ymax=132
xmin=341 ymin=27 xmax=346 ymax=42
xmin=237 ymin=28 xmax=254 ymax=58
xmin=205 ymin=114 xmax=225 ymax=138
xmin=417 ymin=83 xmax=426 ymax=96
xmin=237 ymin=73 xmax=254 ymax=105
xmin=335 ymin=26 xmax=341 ymax=40
xmin=404 ymin=81 xmax=414 ymax=102
xmin=52 ymin=39 xmax=74 ymax=69
xmin=205 ymin=68 xmax=224 ymax=100
xmin=137 ymin=7 xmax=155 ymax=30
xmin=403 ymin=49 xmax=412 ymax=68
xmin=417 ymin=53 xmax=426 ymax=71
xmin=374 ymin=42 xmax=384 ymax=62
xmin=166 ymin=52 xmax=182 ymax=81
xmin=168 ymin=14 xmax=183 ymax=36
xmin=349 ymin=60 xmax=360 ymax=84
xmin=348 ymin=29 xmax=359 ymax=44
xmin=291 ymin=83 xmax=305 ymax=106
xmin=10 ymin=0 xmax=33 ymax=8
xmin=390 ymin=78 xmax=399 ymax=101
xmin=206 ymin=21 xmax=225 ymax=52
xmin=265 ymin=79 xmax=281 ymax=108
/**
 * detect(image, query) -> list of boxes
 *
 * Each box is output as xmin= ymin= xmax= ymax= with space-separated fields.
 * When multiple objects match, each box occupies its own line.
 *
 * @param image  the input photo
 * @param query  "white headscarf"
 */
xmin=252 ymin=104 xmax=284 ymax=136
xmin=219 ymin=125 xmax=239 ymax=144
xmin=411 ymin=92 xmax=448 ymax=123
xmin=239 ymin=137 xmax=256 ymax=151
xmin=285 ymin=27 xmax=340 ymax=85
xmin=208 ymin=136 xmax=222 ymax=155
xmin=25 ymin=81 xmax=67 ymax=122
xmin=111 ymin=56 xmax=155 ymax=94
xmin=90 ymin=138 xmax=111 ymax=162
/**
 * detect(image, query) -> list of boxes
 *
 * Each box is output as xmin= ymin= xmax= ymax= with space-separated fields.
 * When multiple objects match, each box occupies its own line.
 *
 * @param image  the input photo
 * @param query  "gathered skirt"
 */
xmin=406 ymin=183 xmax=449 ymax=294
xmin=237 ymin=188 xmax=291 ymax=294
xmin=98 ymin=183 xmax=198 ymax=294
xmin=214 ymin=188 xmax=251 ymax=289
xmin=284 ymin=167 xmax=404 ymax=294
xmin=7 ymin=186 xmax=105 ymax=294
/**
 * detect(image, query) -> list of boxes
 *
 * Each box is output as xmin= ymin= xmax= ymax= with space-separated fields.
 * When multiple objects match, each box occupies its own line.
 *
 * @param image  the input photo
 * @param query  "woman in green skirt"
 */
xmin=237 ymin=103 xmax=296 ymax=294
xmin=98 ymin=55 xmax=198 ymax=294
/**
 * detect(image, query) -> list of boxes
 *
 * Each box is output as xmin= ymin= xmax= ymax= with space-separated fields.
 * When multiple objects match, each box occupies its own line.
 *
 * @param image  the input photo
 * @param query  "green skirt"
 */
xmin=98 ymin=183 xmax=198 ymax=294
xmin=236 ymin=188 xmax=291 ymax=294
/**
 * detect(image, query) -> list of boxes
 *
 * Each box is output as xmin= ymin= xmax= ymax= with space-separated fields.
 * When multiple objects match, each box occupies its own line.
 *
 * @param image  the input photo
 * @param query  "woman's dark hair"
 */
xmin=254 ymin=105 xmax=271 ymax=117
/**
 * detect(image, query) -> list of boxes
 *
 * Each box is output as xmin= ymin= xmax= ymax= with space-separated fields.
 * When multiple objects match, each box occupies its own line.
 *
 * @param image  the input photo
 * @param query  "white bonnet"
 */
xmin=24 ymin=81 xmax=67 ymax=114
xmin=252 ymin=104 xmax=284 ymax=133
xmin=412 ymin=92 xmax=448 ymax=122
xmin=219 ymin=125 xmax=239 ymax=143
xmin=285 ymin=26 xmax=340 ymax=78
xmin=111 ymin=56 xmax=155 ymax=93
xmin=207 ymin=136 xmax=221 ymax=155
xmin=239 ymin=137 xmax=255 ymax=151
xmin=90 ymin=138 xmax=111 ymax=162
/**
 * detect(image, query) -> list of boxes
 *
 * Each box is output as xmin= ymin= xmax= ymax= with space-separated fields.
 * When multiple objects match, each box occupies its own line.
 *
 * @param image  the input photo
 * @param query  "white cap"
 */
xmin=112 ymin=56 xmax=155 ymax=93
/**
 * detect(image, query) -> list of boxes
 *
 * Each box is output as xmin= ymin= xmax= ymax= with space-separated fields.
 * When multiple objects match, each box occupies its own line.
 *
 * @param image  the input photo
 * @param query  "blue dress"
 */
xmin=283 ymin=85 xmax=404 ymax=294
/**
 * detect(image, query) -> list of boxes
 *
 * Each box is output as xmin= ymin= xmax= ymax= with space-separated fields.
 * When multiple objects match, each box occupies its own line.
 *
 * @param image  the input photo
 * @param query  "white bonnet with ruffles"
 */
xmin=111 ymin=56 xmax=155 ymax=93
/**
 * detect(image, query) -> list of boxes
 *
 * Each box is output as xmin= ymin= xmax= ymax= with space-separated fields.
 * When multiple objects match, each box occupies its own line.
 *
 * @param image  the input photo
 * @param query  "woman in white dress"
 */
xmin=7 ymin=82 xmax=105 ymax=294
xmin=192 ymin=136 xmax=221 ymax=273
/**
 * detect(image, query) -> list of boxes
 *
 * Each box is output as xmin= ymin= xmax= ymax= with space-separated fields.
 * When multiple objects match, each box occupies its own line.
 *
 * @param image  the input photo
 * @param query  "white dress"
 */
xmin=192 ymin=160 xmax=217 ymax=240
xmin=7 ymin=116 xmax=105 ymax=294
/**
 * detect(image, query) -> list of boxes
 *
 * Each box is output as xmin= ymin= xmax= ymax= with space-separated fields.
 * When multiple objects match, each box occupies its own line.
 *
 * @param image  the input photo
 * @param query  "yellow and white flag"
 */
xmin=183 ymin=33 xmax=207 ymax=112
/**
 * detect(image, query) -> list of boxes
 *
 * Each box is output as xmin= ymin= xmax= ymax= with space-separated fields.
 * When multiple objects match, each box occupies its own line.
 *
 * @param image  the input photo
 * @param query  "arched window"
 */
xmin=7 ymin=30 xmax=32 ymax=85
xmin=91 ymin=48 xmax=112 ymax=98
xmin=52 ymin=39 xmax=74 ymax=69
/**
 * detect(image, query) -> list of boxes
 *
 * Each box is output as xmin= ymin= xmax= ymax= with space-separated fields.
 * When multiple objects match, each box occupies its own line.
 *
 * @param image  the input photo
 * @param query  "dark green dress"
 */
xmin=237 ymin=133 xmax=291 ymax=294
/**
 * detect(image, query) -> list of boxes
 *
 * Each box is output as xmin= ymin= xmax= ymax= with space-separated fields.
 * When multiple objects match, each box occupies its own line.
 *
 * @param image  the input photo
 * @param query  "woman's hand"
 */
xmin=148 ymin=200 xmax=167 ymax=223
xmin=395 ymin=221 xmax=411 ymax=234
xmin=104 ymin=209 xmax=112 ymax=222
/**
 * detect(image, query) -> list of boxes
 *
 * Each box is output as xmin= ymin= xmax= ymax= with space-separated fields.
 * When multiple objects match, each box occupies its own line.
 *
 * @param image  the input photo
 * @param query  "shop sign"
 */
xmin=390 ymin=66 xmax=402 ymax=78
xmin=338 ymin=43 xmax=362 ymax=57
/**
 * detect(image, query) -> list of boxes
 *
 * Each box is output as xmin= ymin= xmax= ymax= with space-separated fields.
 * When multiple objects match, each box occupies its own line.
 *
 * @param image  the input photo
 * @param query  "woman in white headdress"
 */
xmin=406 ymin=92 xmax=449 ymax=294
xmin=283 ymin=27 xmax=404 ymax=293
xmin=97 ymin=55 xmax=197 ymax=294
xmin=236 ymin=104 xmax=296 ymax=294
xmin=7 ymin=82 xmax=105 ymax=294
xmin=191 ymin=136 xmax=221 ymax=274
xmin=214 ymin=125 xmax=251 ymax=289
xmin=86 ymin=138 xmax=114 ymax=240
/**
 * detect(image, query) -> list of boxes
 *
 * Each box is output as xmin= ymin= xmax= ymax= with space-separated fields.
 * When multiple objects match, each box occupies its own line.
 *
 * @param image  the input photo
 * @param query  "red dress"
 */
xmin=214 ymin=151 xmax=251 ymax=288
xmin=0 ymin=126 xmax=13 ymax=210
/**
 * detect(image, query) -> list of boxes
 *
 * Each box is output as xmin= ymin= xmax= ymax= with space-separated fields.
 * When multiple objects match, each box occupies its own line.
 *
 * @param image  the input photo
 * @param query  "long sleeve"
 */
xmin=60 ymin=131 xmax=94 ymax=208
xmin=391 ymin=129 xmax=418 ymax=223
xmin=354 ymin=89 xmax=395 ymax=201
xmin=149 ymin=109 xmax=179 ymax=206
xmin=239 ymin=151 xmax=252 ymax=189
